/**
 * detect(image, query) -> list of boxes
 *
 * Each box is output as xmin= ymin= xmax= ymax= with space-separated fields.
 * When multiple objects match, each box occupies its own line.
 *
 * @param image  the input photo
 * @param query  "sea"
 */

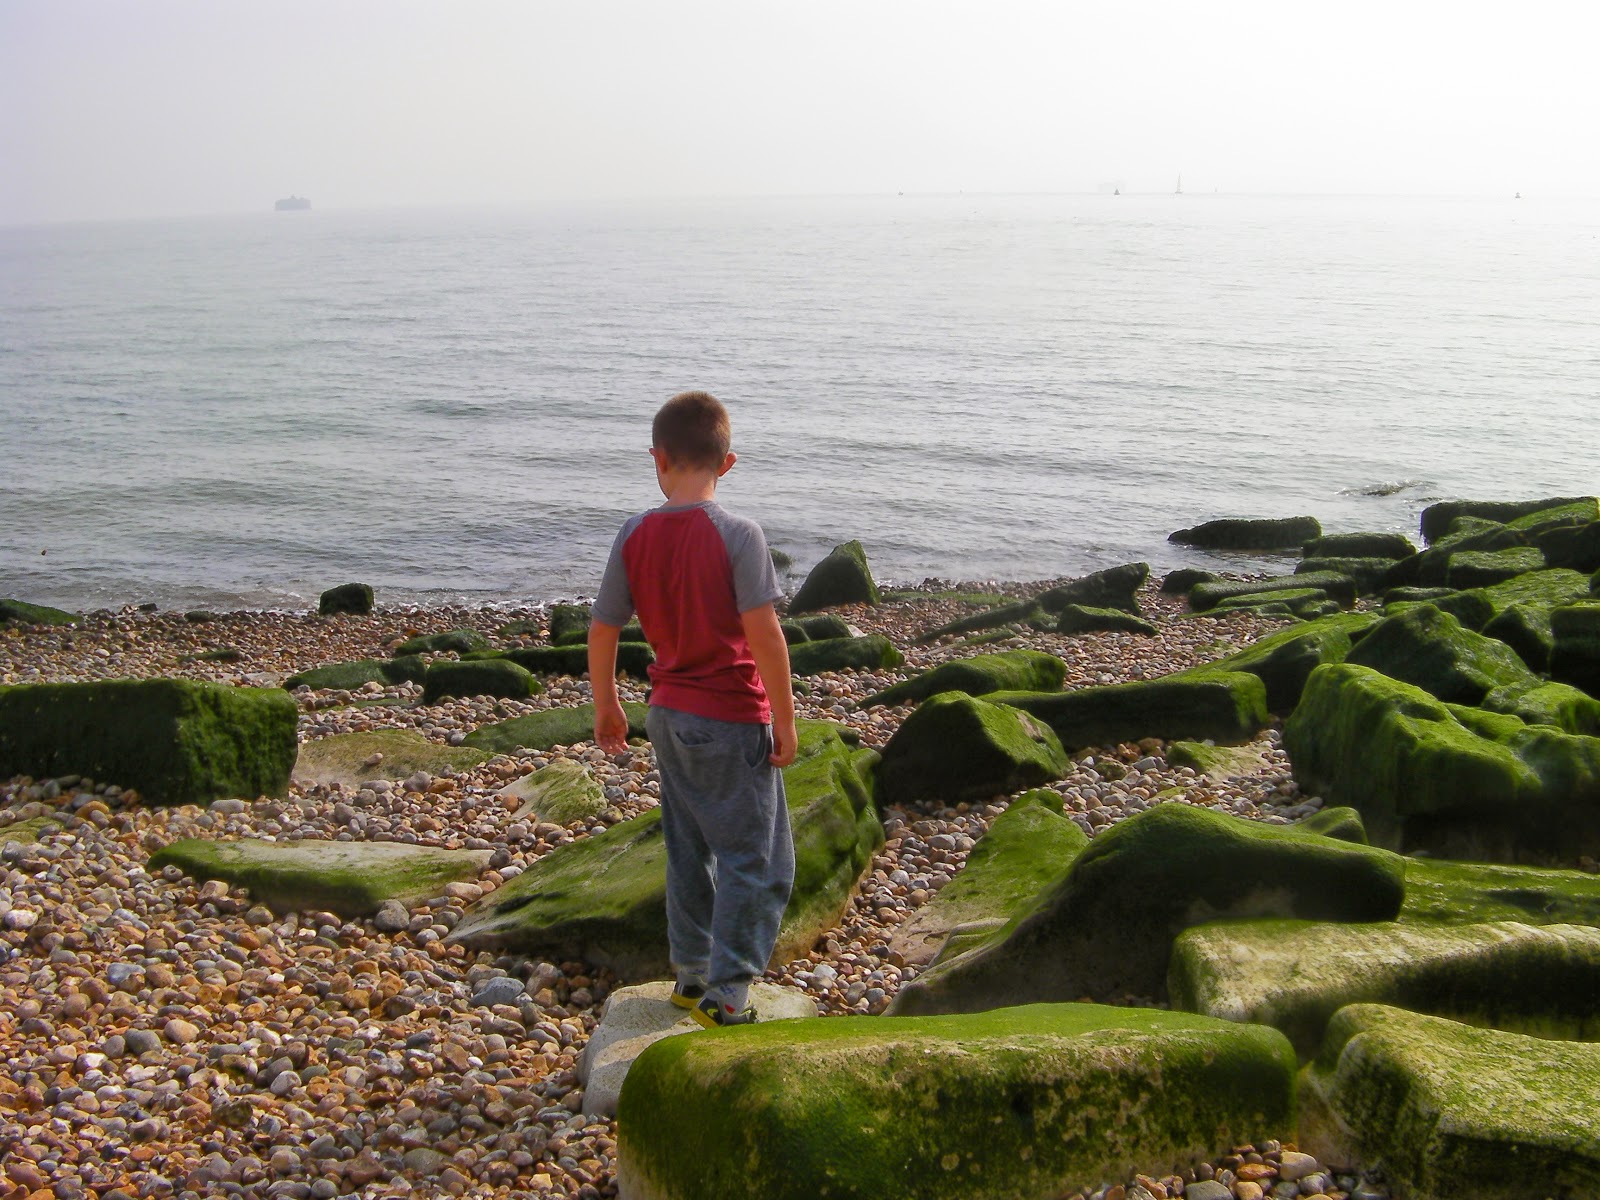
xmin=1 ymin=193 xmax=1596 ymax=613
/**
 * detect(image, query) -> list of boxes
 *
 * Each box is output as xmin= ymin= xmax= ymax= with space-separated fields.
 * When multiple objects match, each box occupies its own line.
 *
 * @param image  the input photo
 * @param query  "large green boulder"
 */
xmin=989 ymin=667 xmax=1269 ymax=753
xmin=1295 ymin=556 xmax=1395 ymax=594
xmin=1388 ymin=517 xmax=1527 ymax=588
xmin=1299 ymin=1005 xmax=1600 ymax=1200
xmin=1482 ymin=679 xmax=1600 ymax=737
xmin=616 ymin=1003 xmax=1296 ymax=1200
xmin=1168 ymin=515 xmax=1321 ymax=550
xmin=1343 ymin=604 xmax=1537 ymax=707
xmin=1207 ymin=587 xmax=1331 ymax=618
xmin=787 ymin=540 xmax=879 ymax=614
xmin=792 ymin=613 xmax=852 ymax=641
xmin=1506 ymin=497 xmax=1600 ymax=535
xmin=1550 ymin=600 xmax=1600 ymax=696
xmin=291 ymin=729 xmax=489 ymax=789
xmin=1539 ymin=519 xmax=1600 ymax=572
xmin=1284 ymin=663 xmax=1600 ymax=863
xmin=149 ymin=839 xmax=491 ymax=918
xmin=1159 ymin=568 xmax=1220 ymax=594
xmin=394 ymin=627 xmax=489 ymax=656
xmin=1204 ymin=611 xmax=1377 ymax=713
xmin=1035 ymin=562 xmax=1149 ymax=614
xmin=449 ymin=721 xmax=882 ymax=975
xmin=786 ymin=635 xmax=902 ymax=676
xmin=421 ymin=658 xmax=541 ymax=703
xmin=890 ymin=790 xmax=1088 ymax=967
xmin=1189 ymin=571 xmax=1356 ymax=612
xmin=1302 ymin=532 xmax=1416 ymax=560
xmin=915 ymin=598 xmax=1043 ymax=643
xmin=1400 ymin=855 xmax=1600 ymax=927
xmin=500 ymin=642 xmax=656 ymax=677
xmin=863 ymin=650 xmax=1066 ymax=709
xmin=888 ymin=802 xmax=1404 ymax=1015
xmin=0 ymin=679 xmax=297 ymax=806
xmin=1170 ymin=919 xmax=1600 ymax=1059
xmin=546 ymin=603 xmax=592 ymax=645
xmin=462 ymin=701 xmax=650 ymax=753
xmin=497 ymin=760 xmax=606 ymax=826
xmin=1481 ymin=602 xmax=1555 ymax=672
xmin=1054 ymin=604 xmax=1158 ymax=635
xmin=875 ymin=692 xmax=1070 ymax=806
xmin=1444 ymin=546 xmax=1548 ymax=589
xmin=1419 ymin=496 xmax=1593 ymax=544
xmin=0 ymin=598 xmax=78 ymax=626
xmin=283 ymin=656 xmax=425 ymax=691
xmin=317 ymin=583 xmax=373 ymax=616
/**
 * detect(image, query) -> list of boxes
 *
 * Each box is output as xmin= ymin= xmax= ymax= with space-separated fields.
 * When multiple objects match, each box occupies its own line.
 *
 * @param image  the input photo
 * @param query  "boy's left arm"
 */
xmin=740 ymin=603 xmax=797 ymax=767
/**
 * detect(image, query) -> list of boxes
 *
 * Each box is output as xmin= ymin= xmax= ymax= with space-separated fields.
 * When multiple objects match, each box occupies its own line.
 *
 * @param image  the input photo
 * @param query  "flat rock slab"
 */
xmin=1170 ymin=919 xmax=1600 ymax=1058
xmin=292 ymin=729 xmax=490 ymax=789
xmin=148 ymin=838 xmax=491 ymax=918
xmin=576 ymin=981 xmax=816 ymax=1118
xmin=499 ymin=759 xmax=606 ymax=825
xmin=616 ymin=1002 xmax=1295 ymax=1200
xmin=462 ymin=702 xmax=649 ymax=755
xmin=1301 ymin=1004 xmax=1600 ymax=1200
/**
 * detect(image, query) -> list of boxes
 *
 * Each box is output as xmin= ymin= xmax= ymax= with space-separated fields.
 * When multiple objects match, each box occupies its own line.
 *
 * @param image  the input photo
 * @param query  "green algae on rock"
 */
xmin=915 ymin=598 xmax=1044 ymax=643
xmin=1166 ymin=740 xmax=1273 ymax=783
xmin=874 ymin=692 xmax=1069 ymax=807
xmin=1302 ymin=532 xmax=1417 ymax=561
xmin=499 ymin=642 xmax=656 ymax=678
xmin=1202 ymin=611 xmax=1377 ymax=714
xmin=0 ymin=598 xmax=79 ymax=626
xmin=1444 ymin=546 xmax=1548 ymax=589
xmin=785 ymin=635 xmax=902 ymax=676
xmin=316 ymin=583 xmax=373 ymax=616
xmin=1295 ymin=805 xmax=1369 ymax=843
xmin=1299 ymin=1004 xmax=1600 ymax=1200
xmin=616 ymin=1002 xmax=1296 ymax=1200
xmin=498 ymin=759 xmax=606 ymax=826
xmin=1343 ymin=604 xmax=1537 ymax=707
xmin=1168 ymin=515 xmax=1322 ymax=550
xmin=0 ymin=678 xmax=297 ymax=807
xmin=1189 ymin=572 xmax=1356 ymax=613
xmin=1169 ymin=919 xmax=1600 ymax=1060
xmin=989 ymin=667 xmax=1269 ymax=753
xmin=1550 ymin=600 xmax=1600 ymax=697
xmin=889 ymin=802 xmax=1404 ymax=1015
xmin=1399 ymin=854 xmax=1600 ymax=928
xmin=283 ymin=655 xmax=426 ymax=691
xmin=863 ymin=650 xmax=1066 ymax=709
xmin=1294 ymin=556 xmax=1395 ymax=595
xmin=421 ymin=658 xmax=541 ymax=703
xmin=393 ymin=627 xmax=490 ymax=656
xmin=149 ymin=838 xmax=491 ymax=918
xmin=1159 ymin=567 xmax=1220 ymax=595
xmin=291 ymin=729 xmax=490 ymax=789
xmin=890 ymin=790 xmax=1088 ymax=968
xmin=787 ymin=540 xmax=880 ymax=614
xmin=1054 ymin=604 xmax=1158 ymax=636
xmin=462 ymin=702 xmax=650 ymax=754
xmin=449 ymin=721 xmax=882 ymax=975
xmin=1035 ymin=562 xmax=1149 ymax=614
xmin=1419 ymin=496 xmax=1594 ymax=545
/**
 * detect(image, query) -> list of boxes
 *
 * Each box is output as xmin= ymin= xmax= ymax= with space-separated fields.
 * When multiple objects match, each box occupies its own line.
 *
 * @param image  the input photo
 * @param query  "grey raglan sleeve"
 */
xmin=591 ymin=521 xmax=637 ymax=627
xmin=717 ymin=512 xmax=784 ymax=613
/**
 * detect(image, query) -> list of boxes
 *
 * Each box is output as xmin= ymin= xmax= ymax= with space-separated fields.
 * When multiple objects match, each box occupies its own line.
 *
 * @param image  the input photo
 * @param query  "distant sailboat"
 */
xmin=1175 ymin=175 xmax=1183 ymax=195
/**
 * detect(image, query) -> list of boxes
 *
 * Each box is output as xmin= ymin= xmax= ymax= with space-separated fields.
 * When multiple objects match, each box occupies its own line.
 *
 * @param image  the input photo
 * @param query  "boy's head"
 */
xmin=652 ymin=390 xmax=731 ymax=472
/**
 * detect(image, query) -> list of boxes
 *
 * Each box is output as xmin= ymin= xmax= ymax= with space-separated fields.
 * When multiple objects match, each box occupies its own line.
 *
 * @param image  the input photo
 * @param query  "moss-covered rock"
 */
xmin=915 ymin=598 xmax=1043 ymax=643
xmin=498 ymin=759 xmax=606 ymax=825
xmin=1295 ymin=557 xmax=1395 ymax=594
xmin=1159 ymin=568 xmax=1220 ymax=595
xmin=989 ymin=668 xmax=1269 ymax=753
xmin=1387 ymin=518 xmax=1527 ymax=589
xmin=1054 ymin=605 xmax=1158 ymax=635
xmin=1207 ymin=587 xmax=1330 ymax=617
xmin=1283 ymin=663 xmax=1600 ymax=863
xmin=1482 ymin=602 xmax=1555 ymax=672
xmin=1482 ymin=679 xmax=1600 ymax=737
xmin=1166 ymin=740 xmax=1271 ymax=782
xmin=1302 ymin=532 xmax=1416 ymax=560
xmin=317 ymin=583 xmax=373 ymax=616
xmin=0 ymin=679 xmax=297 ymax=807
xmin=1383 ymin=586 xmax=1459 ymax=607
xmin=1296 ymin=806 xmax=1368 ymax=843
xmin=449 ymin=721 xmax=882 ymax=975
xmin=787 ymin=540 xmax=879 ymax=614
xmin=890 ymin=790 xmax=1088 ymax=967
xmin=1203 ymin=612 xmax=1378 ymax=713
xmin=500 ymin=642 xmax=656 ymax=678
xmin=888 ymin=802 xmax=1404 ymax=1015
xmin=1168 ymin=515 xmax=1322 ymax=550
xmin=1343 ymin=604 xmax=1537 ymax=707
xmin=495 ymin=617 xmax=544 ymax=638
xmin=875 ymin=693 xmax=1070 ymax=806
xmin=1035 ymin=562 xmax=1149 ymax=614
xmin=1444 ymin=546 xmax=1548 ymax=589
xmin=1538 ymin=519 xmax=1600 ymax=573
xmin=0 ymin=813 xmax=66 ymax=845
xmin=1170 ymin=919 xmax=1600 ymax=1060
xmin=546 ymin=604 xmax=591 ymax=645
xmin=778 ymin=621 xmax=810 ymax=645
xmin=0 ymin=598 xmax=78 ymax=626
xmin=1299 ymin=1004 xmax=1600 ymax=1199
xmin=1550 ymin=600 xmax=1600 ymax=697
xmin=1506 ymin=497 xmax=1600 ymax=535
xmin=1419 ymin=496 xmax=1593 ymax=545
xmin=421 ymin=658 xmax=540 ymax=703
xmin=462 ymin=702 xmax=650 ymax=754
xmin=1399 ymin=855 xmax=1600 ymax=927
xmin=149 ymin=838 xmax=491 ymax=917
xmin=1189 ymin=572 xmax=1356 ymax=613
xmin=792 ymin=613 xmax=852 ymax=641
xmin=786 ymin=635 xmax=902 ymax=676
xmin=394 ymin=628 xmax=489 ymax=656
xmin=616 ymin=1002 xmax=1297 ymax=1200
xmin=863 ymin=650 xmax=1066 ymax=709
xmin=283 ymin=656 xmax=425 ymax=691
xmin=291 ymin=729 xmax=489 ymax=789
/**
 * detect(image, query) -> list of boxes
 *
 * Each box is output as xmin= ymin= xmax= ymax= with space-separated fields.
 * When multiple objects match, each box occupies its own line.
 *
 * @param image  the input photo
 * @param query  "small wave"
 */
xmin=1339 ymin=479 xmax=1428 ymax=497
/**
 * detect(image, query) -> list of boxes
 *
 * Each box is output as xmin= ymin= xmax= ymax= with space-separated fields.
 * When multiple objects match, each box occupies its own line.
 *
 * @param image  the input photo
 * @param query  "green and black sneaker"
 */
xmin=693 ymin=995 xmax=758 ymax=1028
xmin=669 ymin=980 xmax=706 ymax=1010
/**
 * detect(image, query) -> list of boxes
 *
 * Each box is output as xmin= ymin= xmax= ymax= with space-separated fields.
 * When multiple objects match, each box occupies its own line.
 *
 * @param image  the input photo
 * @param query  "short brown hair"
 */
xmin=652 ymin=390 xmax=730 ymax=470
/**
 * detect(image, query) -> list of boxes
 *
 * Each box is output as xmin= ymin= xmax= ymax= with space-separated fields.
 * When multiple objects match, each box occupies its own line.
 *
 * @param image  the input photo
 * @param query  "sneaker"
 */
xmin=692 ymin=995 xmax=758 ymax=1028
xmin=669 ymin=980 xmax=706 ymax=1010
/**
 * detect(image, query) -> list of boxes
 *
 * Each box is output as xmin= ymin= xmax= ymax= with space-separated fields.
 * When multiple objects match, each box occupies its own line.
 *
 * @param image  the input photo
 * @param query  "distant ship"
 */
xmin=274 ymin=196 xmax=311 ymax=212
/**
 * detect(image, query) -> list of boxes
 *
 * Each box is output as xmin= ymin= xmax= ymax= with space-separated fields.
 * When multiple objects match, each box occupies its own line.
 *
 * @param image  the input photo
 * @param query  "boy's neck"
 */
xmin=653 ymin=450 xmax=736 ymax=507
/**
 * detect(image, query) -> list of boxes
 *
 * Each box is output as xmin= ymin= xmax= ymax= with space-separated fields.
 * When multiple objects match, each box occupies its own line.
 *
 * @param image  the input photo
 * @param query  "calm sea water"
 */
xmin=1 ymin=194 xmax=1596 ymax=611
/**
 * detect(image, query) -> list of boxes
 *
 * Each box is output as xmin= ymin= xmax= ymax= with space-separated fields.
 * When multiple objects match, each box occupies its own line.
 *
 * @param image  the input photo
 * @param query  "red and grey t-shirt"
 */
xmin=592 ymin=501 xmax=784 ymax=724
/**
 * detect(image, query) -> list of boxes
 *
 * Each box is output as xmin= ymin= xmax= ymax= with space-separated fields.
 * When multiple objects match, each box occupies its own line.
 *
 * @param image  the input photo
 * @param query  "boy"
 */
xmin=588 ymin=390 xmax=797 ymax=1027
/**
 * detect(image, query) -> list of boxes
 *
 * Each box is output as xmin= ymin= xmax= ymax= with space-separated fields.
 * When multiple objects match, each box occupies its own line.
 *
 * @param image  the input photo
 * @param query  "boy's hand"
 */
xmin=769 ymin=717 xmax=798 ymax=768
xmin=593 ymin=699 xmax=630 ymax=756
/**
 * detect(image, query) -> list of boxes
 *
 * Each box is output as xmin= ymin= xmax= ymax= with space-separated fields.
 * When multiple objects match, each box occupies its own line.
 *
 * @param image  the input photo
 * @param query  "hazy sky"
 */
xmin=3 ymin=1 xmax=1596 ymax=224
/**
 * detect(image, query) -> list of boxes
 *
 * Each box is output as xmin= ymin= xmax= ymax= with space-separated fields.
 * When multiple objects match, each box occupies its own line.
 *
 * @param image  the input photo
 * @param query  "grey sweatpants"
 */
xmin=646 ymin=705 xmax=795 ymax=989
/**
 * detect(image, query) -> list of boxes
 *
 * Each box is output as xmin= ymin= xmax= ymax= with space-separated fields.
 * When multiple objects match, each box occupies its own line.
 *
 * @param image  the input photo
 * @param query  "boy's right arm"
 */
xmin=588 ymin=619 xmax=629 ymax=755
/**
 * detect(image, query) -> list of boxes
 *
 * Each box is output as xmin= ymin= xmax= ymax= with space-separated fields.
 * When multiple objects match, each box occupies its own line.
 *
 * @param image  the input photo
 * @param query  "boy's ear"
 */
xmin=717 ymin=451 xmax=737 ymax=477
